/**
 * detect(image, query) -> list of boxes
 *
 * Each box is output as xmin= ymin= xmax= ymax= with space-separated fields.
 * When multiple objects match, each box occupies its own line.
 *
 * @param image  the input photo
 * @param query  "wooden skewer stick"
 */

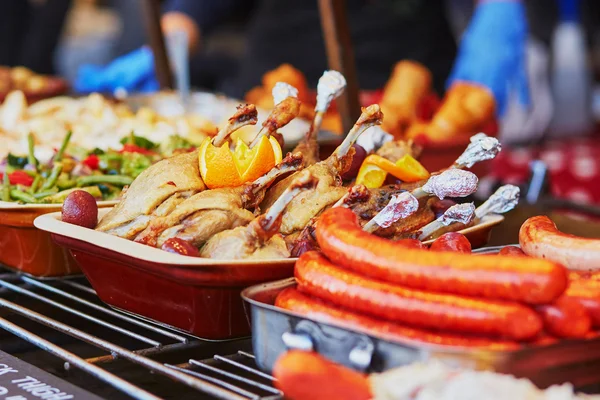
xmin=318 ymin=0 xmax=361 ymax=135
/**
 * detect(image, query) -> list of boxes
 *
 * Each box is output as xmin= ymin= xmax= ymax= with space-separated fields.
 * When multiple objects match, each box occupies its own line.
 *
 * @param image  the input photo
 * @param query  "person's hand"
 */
xmin=74 ymin=47 xmax=159 ymax=94
xmin=447 ymin=0 xmax=529 ymax=116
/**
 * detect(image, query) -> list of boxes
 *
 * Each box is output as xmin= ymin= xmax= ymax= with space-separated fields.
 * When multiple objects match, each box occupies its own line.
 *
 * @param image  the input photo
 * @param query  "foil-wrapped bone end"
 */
xmin=422 ymin=169 xmax=479 ymax=199
xmin=315 ymin=70 xmax=347 ymax=112
xmin=371 ymin=192 xmax=419 ymax=229
xmin=441 ymin=203 xmax=476 ymax=226
xmin=455 ymin=134 xmax=502 ymax=168
xmin=488 ymin=184 xmax=520 ymax=214
xmin=272 ymin=82 xmax=299 ymax=105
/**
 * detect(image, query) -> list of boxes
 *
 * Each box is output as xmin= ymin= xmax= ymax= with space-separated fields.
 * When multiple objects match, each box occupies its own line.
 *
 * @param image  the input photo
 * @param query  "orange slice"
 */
xmin=199 ymin=136 xmax=283 ymax=189
xmin=198 ymin=138 xmax=242 ymax=189
xmin=355 ymin=163 xmax=387 ymax=188
xmin=233 ymin=136 xmax=282 ymax=182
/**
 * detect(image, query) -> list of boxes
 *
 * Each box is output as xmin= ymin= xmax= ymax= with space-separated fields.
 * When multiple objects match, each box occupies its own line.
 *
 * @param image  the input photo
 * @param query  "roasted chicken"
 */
xmin=262 ymin=105 xmax=384 ymax=236
xmin=95 ymin=104 xmax=260 ymax=239
xmin=200 ymin=170 xmax=318 ymax=260
xmin=134 ymin=152 xmax=304 ymax=248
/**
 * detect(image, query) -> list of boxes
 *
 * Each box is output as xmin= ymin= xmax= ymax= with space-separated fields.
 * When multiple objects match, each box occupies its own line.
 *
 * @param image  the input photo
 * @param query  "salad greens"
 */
xmin=0 ymin=131 xmax=199 ymax=204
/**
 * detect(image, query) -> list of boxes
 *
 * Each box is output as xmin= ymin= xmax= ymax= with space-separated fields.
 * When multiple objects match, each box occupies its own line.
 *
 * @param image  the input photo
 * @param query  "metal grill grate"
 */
xmin=0 ymin=269 xmax=280 ymax=400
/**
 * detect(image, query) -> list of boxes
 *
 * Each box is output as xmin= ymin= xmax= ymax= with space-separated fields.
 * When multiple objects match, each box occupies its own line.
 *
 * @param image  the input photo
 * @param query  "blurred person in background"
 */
xmin=0 ymin=0 xmax=72 ymax=74
xmin=76 ymin=0 xmax=530 ymax=119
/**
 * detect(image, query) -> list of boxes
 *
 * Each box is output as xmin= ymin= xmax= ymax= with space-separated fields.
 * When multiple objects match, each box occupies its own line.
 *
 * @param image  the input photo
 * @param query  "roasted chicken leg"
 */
xmin=95 ymin=104 xmax=258 ymax=239
xmin=134 ymin=153 xmax=304 ymax=248
xmin=262 ymin=105 xmax=384 ymax=235
xmin=200 ymin=170 xmax=318 ymax=260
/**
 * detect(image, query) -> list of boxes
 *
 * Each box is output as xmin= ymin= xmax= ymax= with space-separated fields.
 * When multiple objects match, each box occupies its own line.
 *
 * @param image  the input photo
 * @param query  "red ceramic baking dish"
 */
xmin=0 ymin=201 xmax=116 ymax=277
xmin=34 ymin=208 xmax=296 ymax=340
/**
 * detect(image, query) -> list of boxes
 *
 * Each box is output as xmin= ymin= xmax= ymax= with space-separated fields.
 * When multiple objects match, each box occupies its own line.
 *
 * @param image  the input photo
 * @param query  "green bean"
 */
xmin=40 ymin=163 xmax=63 ymax=192
xmin=76 ymin=174 xmax=133 ymax=187
xmin=56 ymin=177 xmax=76 ymax=190
xmin=2 ymin=173 xmax=10 ymax=202
xmin=41 ymin=186 xmax=102 ymax=203
xmin=29 ymin=175 xmax=41 ymax=193
xmin=10 ymin=189 xmax=37 ymax=203
xmin=27 ymin=133 xmax=38 ymax=170
xmin=54 ymin=130 xmax=72 ymax=162
xmin=33 ymin=188 xmax=59 ymax=199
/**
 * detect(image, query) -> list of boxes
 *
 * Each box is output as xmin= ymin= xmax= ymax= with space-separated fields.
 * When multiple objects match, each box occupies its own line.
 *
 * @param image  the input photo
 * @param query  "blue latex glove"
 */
xmin=74 ymin=47 xmax=159 ymax=94
xmin=447 ymin=0 xmax=530 ymax=116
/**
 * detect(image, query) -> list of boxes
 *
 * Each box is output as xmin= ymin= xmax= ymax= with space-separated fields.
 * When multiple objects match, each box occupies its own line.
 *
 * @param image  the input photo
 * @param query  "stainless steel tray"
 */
xmin=241 ymin=246 xmax=600 ymax=390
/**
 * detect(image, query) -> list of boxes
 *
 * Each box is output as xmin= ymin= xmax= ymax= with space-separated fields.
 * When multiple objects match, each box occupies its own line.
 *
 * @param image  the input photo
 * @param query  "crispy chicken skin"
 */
xmin=134 ymin=152 xmax=304 ymax=247
xmin=201 ymin=171 xmax=317 ymax=260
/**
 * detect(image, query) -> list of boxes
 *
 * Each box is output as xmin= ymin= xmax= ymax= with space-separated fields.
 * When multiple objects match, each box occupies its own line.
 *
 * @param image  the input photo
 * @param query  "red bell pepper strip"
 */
xmin=82 ymin=154 xmax=100 ymax=170
xmin=0 ymin=170 xmax=35 ymax=186
xmin=120 ymin=144 xmax=156 ymax=155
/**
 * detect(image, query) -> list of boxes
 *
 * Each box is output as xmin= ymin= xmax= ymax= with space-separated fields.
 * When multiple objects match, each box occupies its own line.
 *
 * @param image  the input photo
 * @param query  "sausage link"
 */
xmin=520 ymin=215 xmax=600 ymax=271
xmin=296 ymin=252 xmax=542 ymax=340
xmin=276 ymin=287 xmax=519 ymax=350
xmin=316 ymin=208 xmax=568 ymax=304
xmin=430 ymin=232 xmax=471 ymax=253
xmin=274 ymin=351 xmax=371 ymax=400
xmin=529 ymin=333 xmax=559 ymax=347
xmin=564 ymin=279 xmax=600 ymax=328
xmin=498 ymin=246 xmax=526 ymax=257
xmin=535 ymin=296 xmax=591 ymax=338
xmin=397 ymin=238 xmax=427 ymax=249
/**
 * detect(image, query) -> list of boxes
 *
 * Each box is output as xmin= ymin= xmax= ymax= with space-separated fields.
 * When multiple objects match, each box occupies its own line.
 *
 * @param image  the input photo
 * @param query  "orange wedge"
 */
xmin=199 ymin=138 xmax=243 ymax=189
xmin=355 ymin=154 xmax=430 ymax=189
xmin=233 ymin=136 xmax=282 ymax=182
xmin=198 ymin=136 xmax=282 ymax=189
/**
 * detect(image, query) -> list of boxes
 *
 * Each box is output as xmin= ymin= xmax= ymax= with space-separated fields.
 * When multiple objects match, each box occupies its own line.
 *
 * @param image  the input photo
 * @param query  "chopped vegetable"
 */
xmin=120 ymin=132 xmax=157 ymax=151
xmin=54 ymin=131 xmax=72 ymax=162
xmin=76 ymin=174 xmax=133 ymax=187
xmin=82 ymin=154 xmax=100 ymax=170
xmin=29 ymin=174 xmax=41 ymax=193
xmin=40 ymin=186 xmax=102 ymax=204
xmin=33 ymin=188 xmax=59 ymax=199
xmin=7 ymin=153 xmax=28 ymax=168
xmin=120 ymin=152 xmax=151 ymax=178
xmin=160 ymin=134 xmax=194 ymax=156
xmin=120 ymin=143 xmax=157 ymax=155
xmin=56 ymin=173 xmax=77 ymax=190
xmin=40 ymin=163 xmax=63 ymax=191
xmin=27 ymin=133 xmax=38 ymax=170
xmin=0 ymin=170 xmax=35 ymax=186
xmin=10 ymin=189 xmax=37 ymax=203
xmin=2 ymin=173 xmax=9 ymax=201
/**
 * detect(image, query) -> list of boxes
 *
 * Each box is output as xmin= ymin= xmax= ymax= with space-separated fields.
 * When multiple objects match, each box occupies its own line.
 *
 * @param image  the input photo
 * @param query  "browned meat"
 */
xmin=201 ymin=171 xmax=317 ymax=260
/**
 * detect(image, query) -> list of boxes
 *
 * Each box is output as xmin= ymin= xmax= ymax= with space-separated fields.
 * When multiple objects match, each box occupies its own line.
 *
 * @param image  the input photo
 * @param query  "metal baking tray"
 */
xmin=241 ymin=250 xmax=600 ymax=390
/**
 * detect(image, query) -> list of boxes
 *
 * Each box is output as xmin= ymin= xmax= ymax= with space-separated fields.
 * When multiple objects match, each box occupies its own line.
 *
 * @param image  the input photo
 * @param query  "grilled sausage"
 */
xmin=315 ymin=208 xmax=568 ymax=304
xmin=296 ymin=252 xmax=542 ymax=340
xmin=520 ymin=215 xmax=600 ymax=271
xmin=273 ymin=351 xmax=371 ymax=400
xmin=430 ymin=232 xmax=471 ymax=253
xmin=535 ymin=296 xmax=591 ymax=338
xmin=564 ymin=279 xmax=600 ymax=328
xmin=397 ymin=238 xmax=427 ymax=249
xmin=276 ymin=288 xmax=519 ymax=350
xmin=498 ymin=246 xmax=526 ymax=257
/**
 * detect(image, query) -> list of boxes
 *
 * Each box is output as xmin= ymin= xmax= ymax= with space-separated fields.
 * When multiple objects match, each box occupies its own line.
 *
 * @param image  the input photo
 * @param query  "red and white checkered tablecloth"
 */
xmin=490 ymin=137 xmax=600 ymax=205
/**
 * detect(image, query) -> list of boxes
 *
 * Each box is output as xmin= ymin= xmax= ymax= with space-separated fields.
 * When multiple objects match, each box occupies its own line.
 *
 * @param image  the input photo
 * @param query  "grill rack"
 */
xmin=0 ymin=270 xmax=281 ymax=400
